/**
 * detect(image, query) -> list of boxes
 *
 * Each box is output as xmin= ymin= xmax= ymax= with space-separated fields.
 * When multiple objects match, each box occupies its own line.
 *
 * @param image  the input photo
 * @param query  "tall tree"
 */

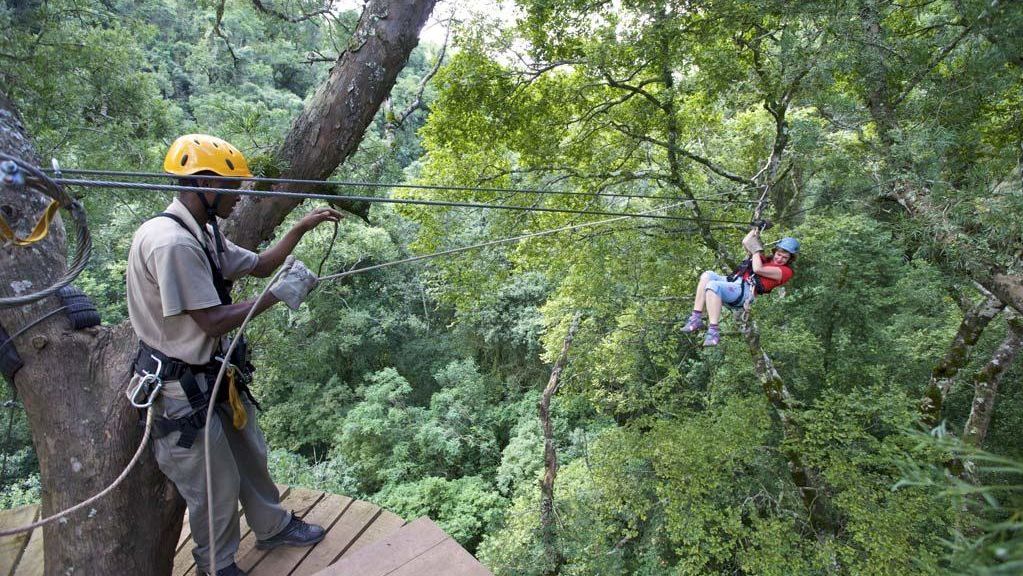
xmin=0 ymin=0 xmax=435 ymax=572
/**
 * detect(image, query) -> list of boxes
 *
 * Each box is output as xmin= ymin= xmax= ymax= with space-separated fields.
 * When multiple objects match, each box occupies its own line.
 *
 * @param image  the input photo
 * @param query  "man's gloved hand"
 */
xmin=742 ymin=230 xmax=764 ymax=254
xmin=270 ymin=256 xmax=318 ymax=310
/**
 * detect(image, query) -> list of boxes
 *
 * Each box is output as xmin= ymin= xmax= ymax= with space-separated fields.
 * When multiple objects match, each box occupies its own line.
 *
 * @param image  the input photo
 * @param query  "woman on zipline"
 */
xmin=681 ymin=228 xmax=800 ymax=346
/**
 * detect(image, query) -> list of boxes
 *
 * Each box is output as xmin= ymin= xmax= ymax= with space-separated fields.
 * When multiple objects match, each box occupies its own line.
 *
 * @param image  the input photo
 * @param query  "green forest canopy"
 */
xmin=2 ymin=0 xmax=1023 ymax=574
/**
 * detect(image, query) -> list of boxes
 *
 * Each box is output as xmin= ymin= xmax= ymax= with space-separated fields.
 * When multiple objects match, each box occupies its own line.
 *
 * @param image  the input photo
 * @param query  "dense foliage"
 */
xmin=2 ymin=0 xmax=1023 ymax=574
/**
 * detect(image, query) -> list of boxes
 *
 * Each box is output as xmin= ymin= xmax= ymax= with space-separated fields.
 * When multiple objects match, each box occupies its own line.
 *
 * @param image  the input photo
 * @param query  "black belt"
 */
xmin=133 ymin=341 xmax=260 ymax=449
xmin=133 ymin=341 xmax=210 ymax=418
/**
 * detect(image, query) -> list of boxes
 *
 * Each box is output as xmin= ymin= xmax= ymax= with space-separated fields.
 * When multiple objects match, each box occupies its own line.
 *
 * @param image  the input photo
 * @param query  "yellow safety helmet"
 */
xmin=163 ymin=134 xmax=252 ymax=177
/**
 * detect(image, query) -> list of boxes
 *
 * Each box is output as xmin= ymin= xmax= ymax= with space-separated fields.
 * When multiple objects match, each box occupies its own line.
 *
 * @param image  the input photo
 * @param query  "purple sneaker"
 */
xmin=703 ymin=325 xmax=720 ymax=347
xmin=681 ymin=313 xmax=705 ymax=334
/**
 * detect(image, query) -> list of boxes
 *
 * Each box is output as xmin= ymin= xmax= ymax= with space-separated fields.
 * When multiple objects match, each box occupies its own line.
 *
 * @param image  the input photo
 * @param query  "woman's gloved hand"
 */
xmin=742 ymin=230 xmax=764 ymax=254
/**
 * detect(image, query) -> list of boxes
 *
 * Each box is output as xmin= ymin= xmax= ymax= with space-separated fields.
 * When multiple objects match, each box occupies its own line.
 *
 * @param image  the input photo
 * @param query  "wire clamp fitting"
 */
xmin=127 ymin=355 xmax=163 ymax=409
xmin=0 ymin=161 xmax=24 ymax=191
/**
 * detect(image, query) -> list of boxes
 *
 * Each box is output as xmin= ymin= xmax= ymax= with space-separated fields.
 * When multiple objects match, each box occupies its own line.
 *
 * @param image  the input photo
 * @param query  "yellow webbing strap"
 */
xmin=0 ymin=199 xmax=60 ymax=246
xmin=226 ymin=367 xmax=248 ymax=430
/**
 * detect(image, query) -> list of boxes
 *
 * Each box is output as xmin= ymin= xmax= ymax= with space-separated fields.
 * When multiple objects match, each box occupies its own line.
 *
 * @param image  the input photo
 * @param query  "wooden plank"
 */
xmin=177 ymin=512 xmax=192 ymax=552
xmin=174 ymin=485 xmax=292 ymax=576
xmin=235 ymin=488 xmax=324 ymax=573
xmin=12 ymin=522 xmax=42 ymax=576
xmin=385 ymin=538 xmax=493 ymax=576
xmin=172 ymin=535 xmax=196 ymax=576
xmin=342 ymin=509 xmax=405 ymax=558
xmin=0 ymin=505 xmax=38 ymax=576
xmin=314 ymin=517 xmax=447 ymax=576
xmin=289 ymin=499 xmax=381 ymax=576
xmin=250 ymin=493 xmax=351 ymax=576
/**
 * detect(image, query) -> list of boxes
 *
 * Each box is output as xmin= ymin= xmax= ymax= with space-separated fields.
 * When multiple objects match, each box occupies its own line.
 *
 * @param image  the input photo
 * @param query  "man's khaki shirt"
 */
xmin=126 ymin=198 xmax=258 ymax=378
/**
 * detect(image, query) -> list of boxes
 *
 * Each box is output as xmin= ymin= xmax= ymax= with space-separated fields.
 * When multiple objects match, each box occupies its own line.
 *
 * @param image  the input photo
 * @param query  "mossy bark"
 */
xmin=962 ymin=314 xmax=1023 ymax=449
xmin=538 ymin=312 xmax=580 ymax=576
xmin=921 ymin=293 xmax=1004 ymax=427
xmin=740 ymin=316 xmax=837 ymax=536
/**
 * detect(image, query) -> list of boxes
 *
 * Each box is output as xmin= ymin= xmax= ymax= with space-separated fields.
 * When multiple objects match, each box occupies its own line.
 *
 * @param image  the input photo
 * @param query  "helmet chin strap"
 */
xmin=197 ymin=190 xmax=226 ymax=254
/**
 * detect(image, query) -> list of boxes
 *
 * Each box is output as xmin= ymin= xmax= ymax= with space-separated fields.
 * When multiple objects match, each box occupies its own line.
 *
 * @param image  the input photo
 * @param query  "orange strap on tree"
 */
xmin=0 ymin=200 xmax=60 ymax=246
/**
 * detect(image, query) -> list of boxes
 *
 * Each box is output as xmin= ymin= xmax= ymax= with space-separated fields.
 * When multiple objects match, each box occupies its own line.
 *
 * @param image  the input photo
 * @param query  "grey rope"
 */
xmin=0 ymin=154 xmax=92 ymax=309
xmin=203 ymin=265 xmax=287 ymax=575
xmin=0 ymin=406 xmax=156 ymax=537
xmin=0 ymin=306 xmax=68 ymax=353
xmin=319 ymin=203 xmax=684 ymax=282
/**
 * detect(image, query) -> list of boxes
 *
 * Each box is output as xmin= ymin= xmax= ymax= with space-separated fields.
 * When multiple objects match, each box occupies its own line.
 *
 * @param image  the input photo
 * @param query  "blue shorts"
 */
xmin=704 ymin=271 xmax=745 ymax=306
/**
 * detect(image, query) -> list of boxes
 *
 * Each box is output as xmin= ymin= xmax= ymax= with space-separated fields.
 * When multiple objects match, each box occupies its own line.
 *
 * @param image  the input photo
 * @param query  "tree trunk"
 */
xmin=0 ymin=0 xmax=437 ymax=571
xmin=538 ymin=312 xmax=580 ymax=576
xmin=962 ymin=313 xmax=1023 ymax=448
xmin=223 ymin=0 xmax=438 ymax=250
xmin=921 ymin=291 xmax=1004 ymax=427
xmin=739 ymin=318 xmax=835 ymax=534
xmin=1 ymin=94 xmax=184 ymax=576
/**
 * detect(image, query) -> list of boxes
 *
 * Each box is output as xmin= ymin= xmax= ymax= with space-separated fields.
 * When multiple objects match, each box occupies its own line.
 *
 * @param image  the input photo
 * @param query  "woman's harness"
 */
xmin=127 ymin=213 xmax=258 ymax=449
xmin=722 ymin=258 xmax=764 ymax=310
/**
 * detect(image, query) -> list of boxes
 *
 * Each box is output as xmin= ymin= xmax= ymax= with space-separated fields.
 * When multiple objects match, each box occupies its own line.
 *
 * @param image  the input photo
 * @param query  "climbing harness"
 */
xmin=130 ymin=341 xmax=254 ymax=446
xmin=0 ymin=154 xmax=92 ymax=309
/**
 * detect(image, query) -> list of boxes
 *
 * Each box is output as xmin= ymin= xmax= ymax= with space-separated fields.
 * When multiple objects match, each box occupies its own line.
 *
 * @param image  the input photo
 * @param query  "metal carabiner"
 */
xmin=127 ymin=355 xmax=163 ymax=409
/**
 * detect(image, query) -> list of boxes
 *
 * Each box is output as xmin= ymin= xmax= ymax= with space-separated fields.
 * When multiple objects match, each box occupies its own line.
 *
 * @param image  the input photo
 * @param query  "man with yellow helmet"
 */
xmin=126 ymin=134 xmax=342 ymax=576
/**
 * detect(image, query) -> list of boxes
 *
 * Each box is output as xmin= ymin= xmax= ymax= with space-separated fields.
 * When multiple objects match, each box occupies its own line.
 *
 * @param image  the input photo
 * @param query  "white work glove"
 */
xmin=270 ymin=256 xmax=318 ymax=310
xmin=742 ymin=230 xmax=764 ymax=254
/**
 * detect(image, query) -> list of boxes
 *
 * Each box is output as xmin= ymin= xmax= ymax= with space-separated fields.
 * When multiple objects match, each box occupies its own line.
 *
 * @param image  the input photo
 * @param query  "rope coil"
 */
xmin=0 ymin=153 xmax=92 ymax=309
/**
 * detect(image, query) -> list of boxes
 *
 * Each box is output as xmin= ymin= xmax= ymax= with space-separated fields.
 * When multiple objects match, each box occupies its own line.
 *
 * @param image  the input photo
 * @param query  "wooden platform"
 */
xmin=0 ymin=486 xmax=493 ymax=576
xmin=316 ymin=516 xmax=492 ymax=576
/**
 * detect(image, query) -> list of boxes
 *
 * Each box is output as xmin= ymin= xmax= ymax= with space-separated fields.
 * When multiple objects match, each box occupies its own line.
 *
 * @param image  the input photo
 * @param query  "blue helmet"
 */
xmin=776 ymin=237 xmax=800 ymax=254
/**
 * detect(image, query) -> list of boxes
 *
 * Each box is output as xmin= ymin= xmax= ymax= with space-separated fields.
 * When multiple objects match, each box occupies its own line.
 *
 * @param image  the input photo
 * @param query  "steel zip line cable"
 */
xmin=44 ymin=168 xmax=765 ymax=205
xmin=319 ymin=202 xmax=689 ymax=281
xmin=52 ymin=177 xmax=755 ymax=225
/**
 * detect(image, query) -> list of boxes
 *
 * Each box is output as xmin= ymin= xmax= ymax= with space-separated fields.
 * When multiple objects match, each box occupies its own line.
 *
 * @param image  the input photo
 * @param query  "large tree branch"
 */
xmin=921 ymin=289 xmax=1004 ymax=426
xmin=601 ymin=73 xmax=667 ymax=113
xmin=608 ymin=122 xmax=754 ymax=187
xmin=739 ymin=316 xmax=836 ymax=534
xmin=891 ymin=27 xmax=971 ymax=108
xmin=538 ymin=312 xmax=580 ymax=576
xmin=224 ymin=0 xmax=438 ymax=249
xmin=211 ymin=0 xmax=240 ymax=68
xmin=385 ymin=12 xmax=450 ymax=135
xmin=960 ymin=312 xmax=1023 ymax=485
